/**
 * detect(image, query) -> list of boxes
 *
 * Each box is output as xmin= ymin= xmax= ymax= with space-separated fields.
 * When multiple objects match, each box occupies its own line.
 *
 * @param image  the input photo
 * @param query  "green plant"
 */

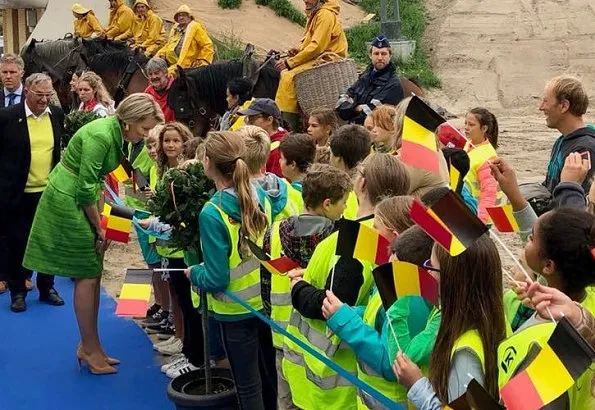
xmin=148 ymin=161 xmax=216 ymax=254
xmin=255 ymin=0 xmax=306 ymax=26
xmin=214 ymin=30 xmax=246 ymax=61
xmin=63 ymin=111 xmax=101 ymax=148
xmin=218 ymin=0 xmax=242 ymax=9
xmin=346 ymin=0 xmax=440 ymax=87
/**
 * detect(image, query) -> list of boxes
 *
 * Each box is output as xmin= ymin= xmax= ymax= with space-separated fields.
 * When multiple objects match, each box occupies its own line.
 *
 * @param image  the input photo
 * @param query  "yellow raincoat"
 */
xmin=158 ymin=19 xmax=214 ymax=76
xmin=115 ymin=1 xmax=164 ymax=56
xmin=105 ymin=0 xmax=134 ymax=39
xmin=275 ymin=0 xmax=348 ymax=114
xmin=73 ymin=10 xmax=103 ymax=38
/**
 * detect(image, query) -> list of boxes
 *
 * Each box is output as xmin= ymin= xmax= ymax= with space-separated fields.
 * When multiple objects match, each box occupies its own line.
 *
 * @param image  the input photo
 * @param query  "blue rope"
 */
xmin=103 ymin=180 xmax=125 ymax=207
xmin=223 ymin=290 xmax=405 ymax=410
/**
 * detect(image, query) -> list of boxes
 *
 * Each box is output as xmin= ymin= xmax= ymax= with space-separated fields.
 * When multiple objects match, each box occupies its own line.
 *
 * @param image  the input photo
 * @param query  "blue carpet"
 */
xmin=0 ymin=276 xmax=173 ymax=410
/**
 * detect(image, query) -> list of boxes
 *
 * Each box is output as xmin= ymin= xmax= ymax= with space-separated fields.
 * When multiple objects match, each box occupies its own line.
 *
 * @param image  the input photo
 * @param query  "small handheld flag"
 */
xmin=133 ymin=167 xmax=150 ymax=192
xmin=500 ymin=317 xmax=595 ymax=410
xmin=336 ymin=219 xmax=391 ymax=265
xmin=447 ymin=379 xmax=504 ymax=410
xmin=105 ymin=203 xmax=135 ymax=243
xmin=410 ymin=190 xmax=487 ymax=256
xmin=400 ymin=95 xmax=445 ymax=174
xmin=110 ymin=158 xmax=134 ymax=183
xmin=437 ymin=122 xmax=469 ymax=150
xmin=448 ymin=161 xmax=462 ymax=193
xmin=486 ymin=205 xmax=520 ymax=233
xmin=246 ymin=238 xmax=301 ymax=276
xmin=115 ymin=268 xmax=153 ymax=317
xmin=372 ymin=261 xmax=439 ymax=310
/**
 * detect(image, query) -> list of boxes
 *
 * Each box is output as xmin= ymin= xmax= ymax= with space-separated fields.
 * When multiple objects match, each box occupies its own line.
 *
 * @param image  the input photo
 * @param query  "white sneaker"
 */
xmin=157 ymin=337 xmax=183 ymax=355
xmin=161 ymin=353 xmax=186 ymax=373
xmin=153 ymin=336 xmax=177 ymax=351
xmin=166 ymin=357 xmax=199 ymax=378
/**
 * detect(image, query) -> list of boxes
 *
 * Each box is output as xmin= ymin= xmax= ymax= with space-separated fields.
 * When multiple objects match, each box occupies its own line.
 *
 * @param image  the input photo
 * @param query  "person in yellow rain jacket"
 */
xmin=157 ymin=5 xmax=214 ymax=76
xmin=274 ymin=0 xmax=348 ymax=129
xmin=105 ymin=0 xmax=134 ymax=40
xmin=114 ymin=0 xmax=165 ymax=56
xmin=72 ymin=3 xmax=103 ymax=39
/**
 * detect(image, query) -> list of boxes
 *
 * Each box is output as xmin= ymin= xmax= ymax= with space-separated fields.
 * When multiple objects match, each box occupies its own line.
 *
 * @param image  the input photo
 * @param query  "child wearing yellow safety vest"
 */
xmin=322 ymin=199 xmax=438 ymax=409
xmin=238 ymin=126 xmax=301 ymax=222
xmin=262 ymin=164 xmax=352 ymax=410
xmin=329 ymin=125 xmax=374 ymax=220
xmin=463 ymin=108 xmax=501 ymax=223
xmin=189 ymin=131 xmax=277 ymax=409
xmin=278 ymin=133 xmax=316 ymax=193
xmin=491 ymin=158 xmax=595 ymax=409
xmin=219 ymin=78 xmax=253 ymax=131
xmin=283 ymin=153 xmax=410 ymax=410
xmin=393 ymin=235 xmax=506 ymax=409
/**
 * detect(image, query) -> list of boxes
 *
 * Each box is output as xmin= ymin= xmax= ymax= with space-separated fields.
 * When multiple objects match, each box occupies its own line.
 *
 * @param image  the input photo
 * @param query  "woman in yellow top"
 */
xmin=274 ymin=0 xmax=348 ymax=125
xmin=105 ymin=0 xmax=134 ymax=40
xmin=157 ymin=5 xmax=214 ymax=76
xmin=114 ymin=0 xmax=165 ymax=56
xmin=72 ymin=3 xmax=103 ymax=39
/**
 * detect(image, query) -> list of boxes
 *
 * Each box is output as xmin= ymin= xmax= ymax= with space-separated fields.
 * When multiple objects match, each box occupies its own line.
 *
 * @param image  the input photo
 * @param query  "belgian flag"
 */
xmin=115 ymin=268 xmax=153 ymax=317
xmin=410 ymin=190 xmax=487 ymax=256
xmin=336 ymin=219 xmax=391 ymax=265
xmin=500 ymin=317 xmax=595 ymax=410
xmin=447 ymin=379 xmax=504 ymax=410
xmin=246 ymin=238 xmax=301 ymax=276
xmin=110 ymin=157 xmax=134 ymax=183
xmin=105 ymin=204 xmax=134 ymax=243
xmin=486 ymin=204 xmax=520 ymax=233
xmin=400 ymin=96 xmax=446 ymax=174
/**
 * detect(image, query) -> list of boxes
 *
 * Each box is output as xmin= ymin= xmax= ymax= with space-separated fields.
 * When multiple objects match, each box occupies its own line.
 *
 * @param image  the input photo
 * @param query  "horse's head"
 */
xmin=168 ymin=66 xmax=209 ymax=135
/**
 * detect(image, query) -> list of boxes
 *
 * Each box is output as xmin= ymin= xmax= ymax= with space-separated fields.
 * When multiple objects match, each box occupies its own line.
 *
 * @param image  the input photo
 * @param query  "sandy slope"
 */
xmin=152 ymin=0 xmax=366 ymax=53
xmin=424 ymin=0 xmax=595 ymax=114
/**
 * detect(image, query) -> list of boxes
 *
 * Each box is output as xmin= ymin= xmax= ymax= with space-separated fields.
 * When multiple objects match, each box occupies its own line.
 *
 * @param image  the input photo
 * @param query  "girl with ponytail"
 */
xmin=188 ymin=131 xmax=275 ymax=410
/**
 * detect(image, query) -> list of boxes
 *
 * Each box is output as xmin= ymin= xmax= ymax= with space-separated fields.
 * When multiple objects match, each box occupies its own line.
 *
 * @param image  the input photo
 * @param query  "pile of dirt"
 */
xmin=152 ymin=0 xmax=366 ymax=53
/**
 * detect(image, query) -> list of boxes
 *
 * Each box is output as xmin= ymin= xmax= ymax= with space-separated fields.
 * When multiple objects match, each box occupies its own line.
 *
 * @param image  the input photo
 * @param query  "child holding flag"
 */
xmin=188 ymin=131 xmax=276 ymax=410
xmin=283 ymin=153 xmax=410 ymax=410
xmin=263 ymin=163 xmax=352 ymax=410
xmin=393 ymin=235 xmax=506 ymax=408
xmin=321 ymin=199 xmax=437 ymax=409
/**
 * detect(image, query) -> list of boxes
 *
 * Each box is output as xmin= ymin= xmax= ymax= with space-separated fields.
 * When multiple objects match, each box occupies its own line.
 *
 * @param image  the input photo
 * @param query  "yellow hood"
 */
xmin=174 ymin=4 xmax=194 ymax=20
xmin=72 ymin=3 xmax=90 ymax=14
xmin=111 ymin=0 xmax=124 ymax=9
xmin=321 ymin=0 xmax=340 ymax=15
xmin=134 ymin=0 xmax=150 ymax=8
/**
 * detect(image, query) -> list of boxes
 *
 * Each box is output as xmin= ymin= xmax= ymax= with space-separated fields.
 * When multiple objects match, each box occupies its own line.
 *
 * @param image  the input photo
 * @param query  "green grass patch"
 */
xmin=214 ymin=30 xmax=246 ymax=61
xmin=346 ymin=0 xmax=440 ymax=87
xmin=218 ymin=0 xmax=242 ymax=8
xmin=256 ymin=0 xmax=307 ymax=26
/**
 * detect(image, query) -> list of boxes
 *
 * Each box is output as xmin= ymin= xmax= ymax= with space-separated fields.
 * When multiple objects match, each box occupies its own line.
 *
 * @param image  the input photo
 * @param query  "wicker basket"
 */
xmin=294 ymin=53 xmax=358 ymax=116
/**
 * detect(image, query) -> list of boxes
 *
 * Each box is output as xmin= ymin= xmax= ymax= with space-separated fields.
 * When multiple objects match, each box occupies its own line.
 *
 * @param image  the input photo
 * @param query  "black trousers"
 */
xmin=166 ymin=257 xmax=205 ymax=367
xmin=4 ymin=192 xmax=54 ymax=295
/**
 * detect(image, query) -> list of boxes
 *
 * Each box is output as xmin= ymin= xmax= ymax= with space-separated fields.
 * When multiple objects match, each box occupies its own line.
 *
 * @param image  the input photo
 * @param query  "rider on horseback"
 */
xmin=105 ymin=0 xmax=134 ymax=40
xmin=114 ymin=0 xmax=165 ymax=57
xmin=71 ymin=4 xmax=103 ymax=39
xmin=156 ymin=5 xmax=214 ymax=76
xmin=274 ymin=0 xmax=348 ymax=130
xmin=336 ymin=35 xmax=405 ymax=124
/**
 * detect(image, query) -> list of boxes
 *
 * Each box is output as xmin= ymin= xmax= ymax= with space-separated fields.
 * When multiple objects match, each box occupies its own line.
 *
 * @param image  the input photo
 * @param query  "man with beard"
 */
xmin=336 ymin=35 xmax=405 ymax=124
xmin=144 ymin=56 xmax=176 ymax=123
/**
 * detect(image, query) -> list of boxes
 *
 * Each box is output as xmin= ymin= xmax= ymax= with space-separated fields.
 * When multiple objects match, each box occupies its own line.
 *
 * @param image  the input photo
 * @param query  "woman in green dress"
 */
xmin=24 ymin=93 xmax=164 ymax=375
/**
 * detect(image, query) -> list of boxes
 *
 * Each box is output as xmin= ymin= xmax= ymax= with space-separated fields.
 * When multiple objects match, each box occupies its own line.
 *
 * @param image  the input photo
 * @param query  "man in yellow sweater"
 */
xmin=105 ymin=0 xmax=134 ymax=40
xmin=0 ymin=73 xmax=65 ymax=312
xmin=157 ymin=5 xmax=214 ymax=76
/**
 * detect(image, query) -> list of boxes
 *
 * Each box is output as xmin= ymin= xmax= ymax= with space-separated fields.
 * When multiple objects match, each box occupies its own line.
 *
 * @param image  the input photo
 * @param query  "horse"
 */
xmin=167 ymin=54 xmax=281 ymax=137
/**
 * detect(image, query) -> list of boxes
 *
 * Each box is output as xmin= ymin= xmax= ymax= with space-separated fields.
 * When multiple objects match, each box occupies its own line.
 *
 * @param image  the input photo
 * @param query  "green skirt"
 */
xmin=23 ymin=164 xmax=103 ymax=278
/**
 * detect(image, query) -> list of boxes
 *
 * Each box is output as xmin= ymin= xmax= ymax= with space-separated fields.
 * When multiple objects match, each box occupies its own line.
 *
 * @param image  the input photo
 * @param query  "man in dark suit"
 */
xmin=0 ymin=73 xmax=65 ymax=312
xmin=0 ymin=54 xmax=25 ymax=108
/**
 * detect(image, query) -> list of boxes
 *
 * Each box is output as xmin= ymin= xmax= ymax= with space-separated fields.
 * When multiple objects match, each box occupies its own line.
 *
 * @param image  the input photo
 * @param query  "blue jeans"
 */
xmin=208 ymin=317 xmax=226 ymax=361
xmin=220 ymin=317 xmax=277 ymax=410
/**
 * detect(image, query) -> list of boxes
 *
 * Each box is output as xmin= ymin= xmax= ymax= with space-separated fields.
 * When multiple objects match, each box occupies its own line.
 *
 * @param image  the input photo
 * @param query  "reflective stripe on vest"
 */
xmin=270 ymin=220 xmax=293 ymax=348
xmin=282 ymin=220 xmax=376 ymax=408
xmin=205 ymin=202 xmax=264 ymax=316
xmin=356 ymin=292 xmax=408 ymax=408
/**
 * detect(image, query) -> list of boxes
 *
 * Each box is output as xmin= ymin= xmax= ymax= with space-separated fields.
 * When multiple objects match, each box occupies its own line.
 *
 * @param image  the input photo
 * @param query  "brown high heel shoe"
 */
xmin=76 ymin=349 xmax=118 ymax=375
xmin=77 ymin=343 xmax=120 ymax=366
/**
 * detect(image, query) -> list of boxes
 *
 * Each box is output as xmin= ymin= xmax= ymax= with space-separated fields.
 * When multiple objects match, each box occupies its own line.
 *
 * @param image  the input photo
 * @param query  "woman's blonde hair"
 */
xmin=146 ymin=123 xmax=164 ymax=146
xmin=205 ymin=131 xmax=269 ymax=248
xmin=375 ymin=196 xmax=415 ymax=234
xmin=391 ymin=97 xmax=411 ymax=151
xmin=157 ymin=122 xmax=193 ymax=178
xmin=116 ymin=93 xmax=165 ymax=125
xmin=360 ymin=153 xmax=410 ymax=205
xmin=237 ymin=125 xmax=271 ymax=174
xmin=78 ymin=71 xmax=113 ymax=109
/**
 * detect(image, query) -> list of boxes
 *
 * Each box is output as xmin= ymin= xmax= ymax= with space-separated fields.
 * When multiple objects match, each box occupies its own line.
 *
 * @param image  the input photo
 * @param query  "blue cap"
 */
xmin=371 ymin=34 xmax=391 ymax=49
xmin=238 ymin=98 xmax=282 ymax=120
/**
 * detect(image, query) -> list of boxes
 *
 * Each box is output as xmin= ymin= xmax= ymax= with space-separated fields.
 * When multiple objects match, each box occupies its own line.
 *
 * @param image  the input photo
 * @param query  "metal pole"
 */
xmin=201 ymin=290 xmax=212 ymax=394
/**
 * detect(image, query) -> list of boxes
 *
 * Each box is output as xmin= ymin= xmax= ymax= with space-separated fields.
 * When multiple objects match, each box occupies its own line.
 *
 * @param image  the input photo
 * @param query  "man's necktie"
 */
xmin=7 ymin=93 xmax=17 ymax=106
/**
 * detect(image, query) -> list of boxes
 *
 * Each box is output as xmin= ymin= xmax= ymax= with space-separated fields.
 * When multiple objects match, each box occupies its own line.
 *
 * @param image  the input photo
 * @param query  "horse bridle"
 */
xmin=114 ymin=54 xmax=149 ymax=104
